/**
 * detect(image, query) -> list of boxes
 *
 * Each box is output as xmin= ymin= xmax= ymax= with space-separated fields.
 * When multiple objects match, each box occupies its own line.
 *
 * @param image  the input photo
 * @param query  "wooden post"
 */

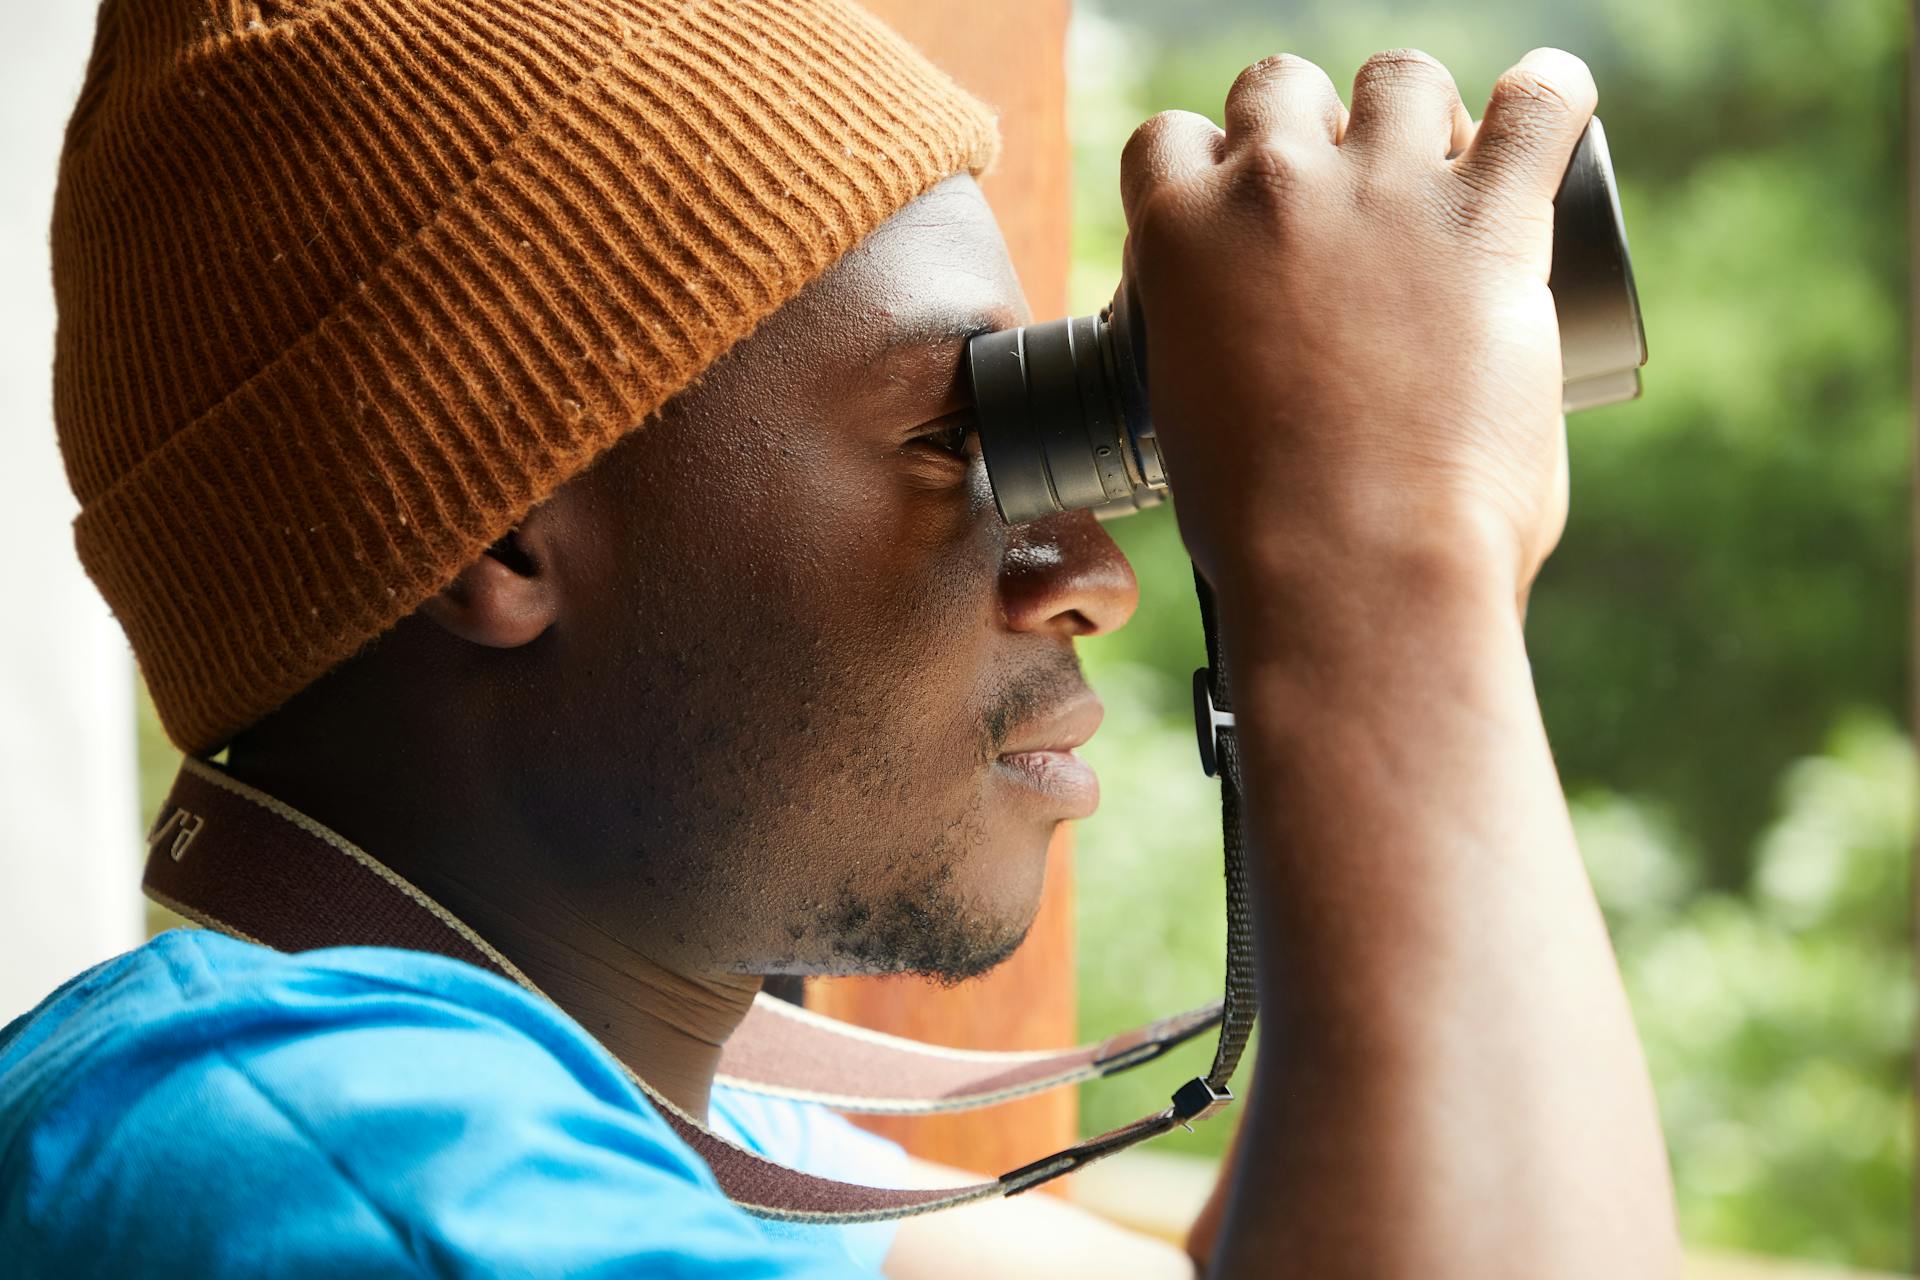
xmin=806 ymin=0 xmax=1078 ymax=1181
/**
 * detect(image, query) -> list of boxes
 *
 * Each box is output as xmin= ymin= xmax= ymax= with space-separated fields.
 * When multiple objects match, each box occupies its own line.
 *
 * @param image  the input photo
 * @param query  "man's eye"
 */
xmin=912 ymin=415 xmax=975 ymax=461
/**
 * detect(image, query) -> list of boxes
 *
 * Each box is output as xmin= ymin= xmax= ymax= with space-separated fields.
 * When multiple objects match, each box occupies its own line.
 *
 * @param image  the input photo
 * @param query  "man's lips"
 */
xmin=997 ymin=691 xmax=1105 ymax=757
xmin=995 ymin=692 xmax=1104 ymax=818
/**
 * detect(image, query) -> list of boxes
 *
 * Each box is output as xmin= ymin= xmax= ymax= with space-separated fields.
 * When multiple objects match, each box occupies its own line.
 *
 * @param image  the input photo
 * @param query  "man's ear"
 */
xmin=417 ymin=524 xmax=557 ymax=648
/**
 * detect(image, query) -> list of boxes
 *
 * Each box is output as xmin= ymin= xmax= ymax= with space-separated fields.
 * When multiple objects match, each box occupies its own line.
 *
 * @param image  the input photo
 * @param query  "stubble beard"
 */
xmin=814 ymin=835 xmax=1038 ymax=987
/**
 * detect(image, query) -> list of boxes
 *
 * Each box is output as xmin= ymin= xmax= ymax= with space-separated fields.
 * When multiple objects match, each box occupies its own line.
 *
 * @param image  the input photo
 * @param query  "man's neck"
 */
xmin=402 ymin=865 xmax=764 ymax=1123
xmin=220 ymin=752 xmax=760 ymax=1123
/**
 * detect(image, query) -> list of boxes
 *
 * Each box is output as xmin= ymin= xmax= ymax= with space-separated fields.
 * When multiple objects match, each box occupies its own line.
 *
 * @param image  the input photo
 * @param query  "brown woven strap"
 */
xmin=143 ymin=756 xmax=1230 ymax=1220
xmin=716 ymin=997 xmax=1222 ymax=1114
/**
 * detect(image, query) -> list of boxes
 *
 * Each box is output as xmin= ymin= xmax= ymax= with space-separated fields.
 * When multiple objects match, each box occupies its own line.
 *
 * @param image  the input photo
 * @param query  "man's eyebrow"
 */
xmin=864 ymin=306 xmax=1018 ymax=404
xmin=878 ymin=307 xmax=1017 ymax=355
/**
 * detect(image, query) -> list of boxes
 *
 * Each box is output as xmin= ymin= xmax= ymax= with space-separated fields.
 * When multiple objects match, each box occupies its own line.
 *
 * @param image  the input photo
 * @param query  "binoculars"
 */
xmin=966 ymin=118 xmax=1647 ymax=525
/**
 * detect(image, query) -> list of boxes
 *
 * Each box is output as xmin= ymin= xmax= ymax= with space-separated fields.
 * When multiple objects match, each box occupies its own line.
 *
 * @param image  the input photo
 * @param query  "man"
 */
xmin=3 ymin=0 xmax=1679 ymax=1275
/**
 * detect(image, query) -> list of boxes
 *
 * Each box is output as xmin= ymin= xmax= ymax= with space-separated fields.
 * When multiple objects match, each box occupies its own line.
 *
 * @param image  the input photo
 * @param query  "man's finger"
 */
xmin=1221 ymin=54 xmax=1346 ymax=150
xmin=1344 ymin=48 xmax=1467 ymax=159
xmin=1456 ymin=47 xmax=1598 ymax=200
xmin=1447 ymin=104 xmax=1476 ymax=161
xmin=1119 ymin=109 xmax=1221 ymax=229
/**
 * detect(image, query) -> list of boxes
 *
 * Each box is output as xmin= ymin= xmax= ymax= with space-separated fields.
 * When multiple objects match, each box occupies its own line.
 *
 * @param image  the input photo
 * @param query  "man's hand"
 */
xmin=1115 ymin=49 xmax=1681 ymax=1280
xmin=1121 ymin=47 xmax=1588 ymax=610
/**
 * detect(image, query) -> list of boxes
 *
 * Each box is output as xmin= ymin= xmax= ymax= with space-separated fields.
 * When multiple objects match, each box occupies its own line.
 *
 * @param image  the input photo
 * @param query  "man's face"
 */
xmin=515 ymin=175 xmax=1138 ymax=984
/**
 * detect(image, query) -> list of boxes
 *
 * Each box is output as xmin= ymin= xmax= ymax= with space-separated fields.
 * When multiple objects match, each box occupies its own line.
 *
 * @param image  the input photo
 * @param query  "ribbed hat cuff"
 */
xmin=73 ymin=0 xmax=997 ymax=753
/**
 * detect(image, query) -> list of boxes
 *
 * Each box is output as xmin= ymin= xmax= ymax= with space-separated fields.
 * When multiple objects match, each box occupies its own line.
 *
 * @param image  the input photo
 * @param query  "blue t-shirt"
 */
xmin=0 ymin=930 xmax=906 ymax=1277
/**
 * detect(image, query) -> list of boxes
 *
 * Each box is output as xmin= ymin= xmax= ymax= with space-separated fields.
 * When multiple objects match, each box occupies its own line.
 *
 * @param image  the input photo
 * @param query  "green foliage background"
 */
xmin=1065 ymin=1 xmax=1914 ymax=1269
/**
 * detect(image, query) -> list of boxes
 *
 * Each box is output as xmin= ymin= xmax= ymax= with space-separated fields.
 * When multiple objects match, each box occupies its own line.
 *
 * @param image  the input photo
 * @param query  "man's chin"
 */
xmin=783 ymin=822 xmax=1053 ymax=985
xmin=826 ymin=911 xmax=1034 ymax=988
xmin=811 ymin=876 xmax=1037 ymax=988
xmin=902 ymin=913 xmax=1033 ymax=988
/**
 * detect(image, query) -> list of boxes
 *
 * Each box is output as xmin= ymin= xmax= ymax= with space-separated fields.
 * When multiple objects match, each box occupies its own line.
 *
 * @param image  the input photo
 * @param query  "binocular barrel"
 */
xmin=966 ymin=117 xmax=1648 ymax=526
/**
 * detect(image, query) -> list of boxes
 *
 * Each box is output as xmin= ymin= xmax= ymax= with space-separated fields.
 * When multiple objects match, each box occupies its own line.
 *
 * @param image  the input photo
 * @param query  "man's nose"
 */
xmin=998 ymin=510 xmax=1140 ymax=639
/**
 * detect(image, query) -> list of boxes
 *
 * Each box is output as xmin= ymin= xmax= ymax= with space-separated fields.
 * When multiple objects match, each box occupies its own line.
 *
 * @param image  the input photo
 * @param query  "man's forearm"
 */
xmin=1204 ymin=554 xmax=1678 ymax=1278
xmin=1114 ymin=41 xmax=1679 ymax=1276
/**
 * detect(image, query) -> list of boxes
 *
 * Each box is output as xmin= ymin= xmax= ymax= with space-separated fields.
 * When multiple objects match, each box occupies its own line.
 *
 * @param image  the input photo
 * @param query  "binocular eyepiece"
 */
xmin=966 ymin=118 xmax=1648 ymax=526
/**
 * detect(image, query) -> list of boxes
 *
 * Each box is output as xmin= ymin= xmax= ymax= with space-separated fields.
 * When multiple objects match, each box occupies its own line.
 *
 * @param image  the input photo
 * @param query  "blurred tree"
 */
xmin=1597 ymin=716 xmax=1915 ymax=1268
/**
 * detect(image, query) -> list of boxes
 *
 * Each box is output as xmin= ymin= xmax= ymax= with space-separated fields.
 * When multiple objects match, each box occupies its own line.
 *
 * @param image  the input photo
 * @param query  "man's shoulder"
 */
xmin=1 ymin=928 xmax=647 ymax=1125
xmin=0 ymin=931 xmax=867 ymax=1279
xmin=0 ymin=927 xmax=691 ymax=1171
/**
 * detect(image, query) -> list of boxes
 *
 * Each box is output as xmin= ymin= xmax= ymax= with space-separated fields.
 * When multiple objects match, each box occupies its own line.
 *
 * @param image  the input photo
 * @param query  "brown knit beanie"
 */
xmin=52 ymin=0 xmax=998 ymax=755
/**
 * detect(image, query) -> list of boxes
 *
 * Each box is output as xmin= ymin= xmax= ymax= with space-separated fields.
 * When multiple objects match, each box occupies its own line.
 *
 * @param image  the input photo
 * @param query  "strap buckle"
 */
xmin=1171 ymin=1077 xmax=1234 ymax=1131
xmin=1192 ymin=667 xmax=1235 ymax=779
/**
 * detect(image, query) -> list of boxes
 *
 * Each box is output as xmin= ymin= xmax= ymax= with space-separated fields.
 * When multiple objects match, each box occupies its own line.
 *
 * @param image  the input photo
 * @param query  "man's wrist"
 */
xmin=1193 ymin=475 xmax=1532 ymax=602
xmin=1207 ymin=514 xmax=1528 ymax=682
